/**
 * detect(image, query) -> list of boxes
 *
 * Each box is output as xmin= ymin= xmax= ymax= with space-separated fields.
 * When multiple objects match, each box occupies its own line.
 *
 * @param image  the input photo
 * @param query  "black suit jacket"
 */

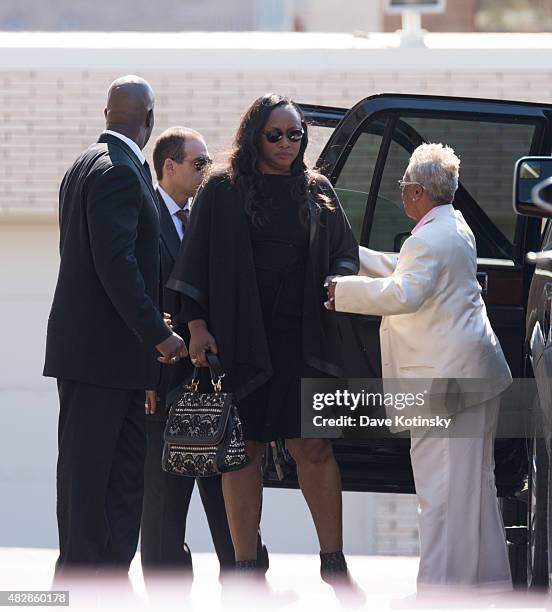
xmin=44 ymin=133 xmax=171 ymax=390
xmin=155 ymin=188 xmax=192 ymax=416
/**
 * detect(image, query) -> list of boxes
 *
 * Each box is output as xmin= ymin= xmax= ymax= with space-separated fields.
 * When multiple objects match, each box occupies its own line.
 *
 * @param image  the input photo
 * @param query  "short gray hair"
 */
xmin=404 ymin=143 xmax=460 ymax=204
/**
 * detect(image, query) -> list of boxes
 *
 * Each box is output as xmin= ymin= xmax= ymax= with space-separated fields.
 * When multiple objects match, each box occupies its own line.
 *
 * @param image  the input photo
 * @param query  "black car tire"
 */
xmin=527 ymin=435 xmax=549 ymax=589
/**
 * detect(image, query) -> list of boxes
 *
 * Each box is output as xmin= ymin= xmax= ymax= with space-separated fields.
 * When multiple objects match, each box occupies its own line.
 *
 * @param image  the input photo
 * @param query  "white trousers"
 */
xmin=409 ymin=396 xmax=512 ymax=593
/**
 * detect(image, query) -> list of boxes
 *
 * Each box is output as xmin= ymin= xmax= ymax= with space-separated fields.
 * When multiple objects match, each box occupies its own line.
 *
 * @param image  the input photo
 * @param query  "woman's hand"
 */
xmin=145 ymin=389 xmax=159 ymax=415
xmin=323 ymin=276 xmax=339 ymax=311
xmin=323 ymin=274 xmax=342 ymax=287
xmin=188 ymin=319 xmax=218 ymax=367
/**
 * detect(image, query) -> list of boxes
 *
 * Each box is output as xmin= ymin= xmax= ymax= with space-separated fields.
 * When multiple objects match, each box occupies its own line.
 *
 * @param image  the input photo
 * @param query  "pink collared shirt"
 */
xmin=411 ymin=204 xmax=448 ymax=235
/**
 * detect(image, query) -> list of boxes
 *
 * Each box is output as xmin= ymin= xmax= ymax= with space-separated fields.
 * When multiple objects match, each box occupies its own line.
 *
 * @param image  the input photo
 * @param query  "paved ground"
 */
xmin=0 ymin=548 xmax=549 ymax=611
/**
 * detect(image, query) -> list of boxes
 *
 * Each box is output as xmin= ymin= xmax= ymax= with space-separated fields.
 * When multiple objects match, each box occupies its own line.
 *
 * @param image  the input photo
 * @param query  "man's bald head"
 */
xmin=104 ymin=75 xmax=155 ymax=150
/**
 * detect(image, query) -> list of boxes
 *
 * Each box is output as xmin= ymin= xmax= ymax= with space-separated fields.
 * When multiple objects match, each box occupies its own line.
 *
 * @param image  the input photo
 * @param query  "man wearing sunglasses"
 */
xmin=140 ymin=126 xmax=233 ymax=580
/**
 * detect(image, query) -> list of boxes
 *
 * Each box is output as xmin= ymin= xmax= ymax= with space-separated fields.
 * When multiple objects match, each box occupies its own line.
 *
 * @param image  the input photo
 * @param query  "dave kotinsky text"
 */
xmin=301 ymin=377 xmax=538 ymax=439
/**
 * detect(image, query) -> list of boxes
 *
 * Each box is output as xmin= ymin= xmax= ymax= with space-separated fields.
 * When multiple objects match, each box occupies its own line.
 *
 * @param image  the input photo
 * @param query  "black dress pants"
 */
xmin=55 ymin=379 xmax=146 ymax=574
xmin=140 ymin=418 xmax=236 ymax=572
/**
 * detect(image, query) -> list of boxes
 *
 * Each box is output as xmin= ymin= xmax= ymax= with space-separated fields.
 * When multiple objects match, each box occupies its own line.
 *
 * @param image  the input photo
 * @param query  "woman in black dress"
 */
xmin=167 ymin=94 xmax=359 ymax=582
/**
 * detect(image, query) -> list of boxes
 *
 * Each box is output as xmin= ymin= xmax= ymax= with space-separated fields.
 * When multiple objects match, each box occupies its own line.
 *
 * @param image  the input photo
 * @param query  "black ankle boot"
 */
xmin=320 ymin=551 xmax=366 ymax=606
xmin=235 ymin=559 xmax=259 ymax=573
xmin=320 ymin=551 xmax=348 ymax=583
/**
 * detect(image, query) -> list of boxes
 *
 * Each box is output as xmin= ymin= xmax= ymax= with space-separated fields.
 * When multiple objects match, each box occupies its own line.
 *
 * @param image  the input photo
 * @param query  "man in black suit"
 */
xmin=44 ymin=76 xmax=187 ymax=577
xmin=141 ymin=127 xmax=238 ymax=576
xmin=141 ymin=127 xmax=269 ymax=581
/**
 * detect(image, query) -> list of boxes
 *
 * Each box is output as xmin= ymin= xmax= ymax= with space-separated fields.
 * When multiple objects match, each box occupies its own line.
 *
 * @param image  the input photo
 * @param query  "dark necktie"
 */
xmin=175 ymin=208 xmax=190 ymax=235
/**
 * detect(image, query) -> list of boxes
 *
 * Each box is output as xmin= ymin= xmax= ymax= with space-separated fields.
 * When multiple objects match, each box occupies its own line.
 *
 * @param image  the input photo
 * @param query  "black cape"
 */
xmin=166 ymin=173 xmax=359 ymax=400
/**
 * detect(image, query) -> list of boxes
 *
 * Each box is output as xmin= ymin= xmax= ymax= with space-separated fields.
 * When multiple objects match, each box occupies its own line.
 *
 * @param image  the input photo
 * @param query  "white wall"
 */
xmin=0 ymin=222 xmax=59 ymax=547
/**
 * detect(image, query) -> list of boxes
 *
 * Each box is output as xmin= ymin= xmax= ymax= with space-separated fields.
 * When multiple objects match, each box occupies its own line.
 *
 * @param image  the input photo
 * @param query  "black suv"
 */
xmin=263 ymin=94 xmax=552 ymax=588
xmin=513 ymin=156 xmax=552 ymax=589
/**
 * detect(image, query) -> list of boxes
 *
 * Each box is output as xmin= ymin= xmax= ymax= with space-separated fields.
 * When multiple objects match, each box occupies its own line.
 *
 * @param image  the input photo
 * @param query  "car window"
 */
xmin=406 ymin=116 xmax=535 ymax=244
xmin=370 ymin=115 xmax=537 ymax=259
xmin=305 ymin=124 xmax=333 ymax=170
xmin=369 ymin=139 xmax=414 ymax=251
xmin=334 ymin=131 xmax=383 ymax=241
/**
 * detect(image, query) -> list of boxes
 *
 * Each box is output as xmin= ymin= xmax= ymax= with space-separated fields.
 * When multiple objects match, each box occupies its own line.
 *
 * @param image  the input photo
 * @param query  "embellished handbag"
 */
xmin=162 ymin=352 xmax=249 ymax=477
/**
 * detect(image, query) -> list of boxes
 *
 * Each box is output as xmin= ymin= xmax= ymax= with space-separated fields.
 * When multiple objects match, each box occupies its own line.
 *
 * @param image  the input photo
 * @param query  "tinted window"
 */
xmin=370 ymin=115 xmax=536 ymax=258
xmin=334 ymin=131 xmax=383 ymax=241
xmin=406 ymin=116 xmax=535 ymax=244
xmin=369 ymin=139 xmax=414 ymax=251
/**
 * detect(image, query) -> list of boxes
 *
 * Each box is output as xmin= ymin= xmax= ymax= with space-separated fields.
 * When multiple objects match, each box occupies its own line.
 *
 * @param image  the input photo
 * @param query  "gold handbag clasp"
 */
xmin=211 ymin=374 xmax=225 ymax=393
xmin=186 ymin=378 xmax=200 ymax=392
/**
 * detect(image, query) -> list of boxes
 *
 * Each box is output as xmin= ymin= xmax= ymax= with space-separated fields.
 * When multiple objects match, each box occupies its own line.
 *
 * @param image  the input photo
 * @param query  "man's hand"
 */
xmin=145 ymin=389 xmax=159 ymax=415
xmin=156 ymin=332 xmax=188 ymax=364
xmin=164 ymin=312 xmax=173 ymax=330
xmin=188 ymin=319 xmax=218 ymax=368
xmin=324 ymin=277 xmax=338 ymax=311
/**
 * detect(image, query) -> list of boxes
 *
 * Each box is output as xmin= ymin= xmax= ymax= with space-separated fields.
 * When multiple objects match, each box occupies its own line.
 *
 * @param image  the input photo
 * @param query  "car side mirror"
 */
xmin=514 ymin=156 xmax=552 ymax=218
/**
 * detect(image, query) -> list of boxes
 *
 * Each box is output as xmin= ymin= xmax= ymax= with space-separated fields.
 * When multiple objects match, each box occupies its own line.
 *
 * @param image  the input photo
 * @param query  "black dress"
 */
xmin=239 ymin=174 xmax=327 ymax=442
xmin=168 ymin=171 xmax=359 ymax=443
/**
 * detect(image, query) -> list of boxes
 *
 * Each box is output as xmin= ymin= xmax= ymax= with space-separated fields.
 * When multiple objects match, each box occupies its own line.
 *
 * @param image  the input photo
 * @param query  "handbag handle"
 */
xmin=188 ymin=351 xmax=226 ymax=393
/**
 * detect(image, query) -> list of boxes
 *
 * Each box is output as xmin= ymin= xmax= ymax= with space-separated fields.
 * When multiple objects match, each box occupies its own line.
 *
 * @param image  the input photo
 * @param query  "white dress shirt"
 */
xmin=103 ymin=129 xmax=146 ymax=165
xmin=157 ymin=185 xmax=190 ymax=242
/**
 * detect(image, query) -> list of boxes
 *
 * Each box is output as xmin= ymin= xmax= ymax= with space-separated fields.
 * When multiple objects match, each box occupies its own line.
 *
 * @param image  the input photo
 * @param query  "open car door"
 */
xmin=265 ymin=95 xmax=552 ymax=496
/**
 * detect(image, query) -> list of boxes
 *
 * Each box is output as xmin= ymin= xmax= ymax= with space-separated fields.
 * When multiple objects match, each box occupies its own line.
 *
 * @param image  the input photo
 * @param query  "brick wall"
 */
xmin=2 ymin=62 xmax=551 ymax=218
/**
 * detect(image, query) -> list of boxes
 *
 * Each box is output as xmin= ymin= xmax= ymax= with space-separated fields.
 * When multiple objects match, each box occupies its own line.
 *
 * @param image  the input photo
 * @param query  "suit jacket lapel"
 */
xmin=97 ymin=133 xmax=159 ymax=208
xmin=156 ymin=189 xmax=181 ymax=261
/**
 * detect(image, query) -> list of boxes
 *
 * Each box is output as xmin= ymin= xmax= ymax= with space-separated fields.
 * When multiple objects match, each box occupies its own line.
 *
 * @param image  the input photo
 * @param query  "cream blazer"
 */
xmin=335 ymin=205 xmax=512 ymax=404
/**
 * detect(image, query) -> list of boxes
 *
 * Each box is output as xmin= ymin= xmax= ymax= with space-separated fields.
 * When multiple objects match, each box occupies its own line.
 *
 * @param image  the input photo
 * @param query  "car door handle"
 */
xmin=477 ymin=271 xmax=488 ymax=296
xmin=526 ymin=250 xmax=552 ymax=264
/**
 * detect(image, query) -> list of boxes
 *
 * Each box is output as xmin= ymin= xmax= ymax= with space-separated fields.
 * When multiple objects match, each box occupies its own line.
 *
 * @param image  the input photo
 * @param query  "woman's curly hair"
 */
xmin=228 ymin=93 xmax=334 ymax=227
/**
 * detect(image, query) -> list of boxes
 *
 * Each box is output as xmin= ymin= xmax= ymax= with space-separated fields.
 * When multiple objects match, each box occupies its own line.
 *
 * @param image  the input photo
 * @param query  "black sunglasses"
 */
xmin=189 ymin=156 xmax=213 ymax=171
xmin=263 ymin=127 xmax=304 ymax=144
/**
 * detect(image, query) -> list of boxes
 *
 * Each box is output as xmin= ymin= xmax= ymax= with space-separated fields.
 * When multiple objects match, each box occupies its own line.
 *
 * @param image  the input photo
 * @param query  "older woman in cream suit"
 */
xmin=326 ymin=143 xmax=512 ymax=594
